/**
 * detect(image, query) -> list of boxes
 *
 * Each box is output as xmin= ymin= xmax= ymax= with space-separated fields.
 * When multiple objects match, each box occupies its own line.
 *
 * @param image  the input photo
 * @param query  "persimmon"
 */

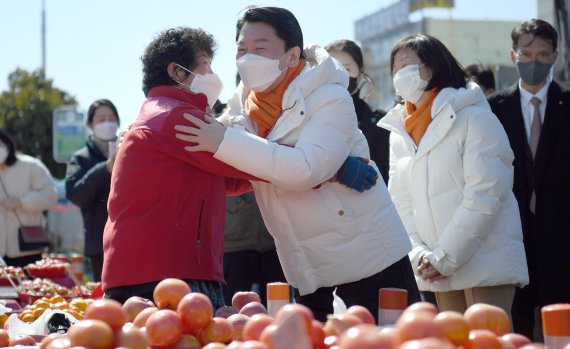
xmin=84 ymin=298 xmax=127 ymax=330
xmin=346 ymin=305 xmax=376 ymax=325
xmin=177 ymin=292 xmax=214 ymax=333
xmin=464 ymin=303 xmax=510 ymax=336
xmin=198 ymin=317 xmax=234 ymax=345
xmin=145 ymin=309 xmax=183 ymax=347
xmin=396 ymin=311 xmax=444 ymax=344
xmin=153 ymin=278 xmax=191 ymax=310
xmin=434 ymin=310 xmax=470 ymax=346
xmin=132 ymin=306 xmax=158 ymax=328
xmin=275 ymin=303 xmax=313 ymax=333
xmin=114 ymin=323 xmax=149 ymax=349
xmin=463 ymin=329 xmax=502 ymax=349
xmin=338 ymin=324 xmax=394 ymax=349
xmin=0 ymin=330 xmax=10 ymax=347
xmin=67 ymin=319 xmax=114 ymax=349
xmin=242 ymin=314 xmax=275 ymax=341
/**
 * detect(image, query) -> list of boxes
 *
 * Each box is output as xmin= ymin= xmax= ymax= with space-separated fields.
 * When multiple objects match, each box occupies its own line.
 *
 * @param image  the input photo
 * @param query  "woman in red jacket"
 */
xmin=101 ymin=27 xmax=256 ymax=307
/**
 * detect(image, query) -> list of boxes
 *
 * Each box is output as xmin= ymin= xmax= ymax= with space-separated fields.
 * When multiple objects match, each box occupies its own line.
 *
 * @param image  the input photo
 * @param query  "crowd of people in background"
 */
xmin=1 ymin=6 xmax=568 ymax=341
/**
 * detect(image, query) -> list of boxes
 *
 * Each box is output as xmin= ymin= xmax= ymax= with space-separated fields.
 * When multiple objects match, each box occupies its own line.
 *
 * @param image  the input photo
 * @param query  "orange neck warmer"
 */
xmin=404 ymin=89 xmax=439 ymax=145
xmin=245 ymin=58 xmax=305 ymax=138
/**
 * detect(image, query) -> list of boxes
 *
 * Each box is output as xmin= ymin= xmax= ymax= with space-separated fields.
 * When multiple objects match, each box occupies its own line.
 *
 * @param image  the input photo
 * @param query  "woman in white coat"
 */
xmin=0 ymin=129 xmax=57 ymax=266
xmin=378 ymin=34 xmax=529 ymax=315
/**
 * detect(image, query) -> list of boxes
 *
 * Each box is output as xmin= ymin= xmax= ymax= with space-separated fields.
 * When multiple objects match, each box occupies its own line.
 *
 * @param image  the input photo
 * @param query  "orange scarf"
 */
xmin=404 ymin=89 xmax=439 ymax=145
xmin=245 ymin=58 xmax=305 ymax=138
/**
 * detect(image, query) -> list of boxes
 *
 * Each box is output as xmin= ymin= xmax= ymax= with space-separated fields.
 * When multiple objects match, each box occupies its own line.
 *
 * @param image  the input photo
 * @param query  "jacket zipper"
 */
xmin=196 ymin=200 xmax=204 ymax=265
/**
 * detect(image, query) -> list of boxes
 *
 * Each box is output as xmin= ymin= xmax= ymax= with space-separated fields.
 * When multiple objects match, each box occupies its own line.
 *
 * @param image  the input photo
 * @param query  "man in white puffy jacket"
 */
xmin=174 ymin=6 xmax=420 ymax=322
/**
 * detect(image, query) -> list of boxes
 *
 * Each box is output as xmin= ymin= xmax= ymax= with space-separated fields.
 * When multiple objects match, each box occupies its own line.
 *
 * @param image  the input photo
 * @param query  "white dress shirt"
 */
xmin=519 ymin=80 xmax=549 ymax=141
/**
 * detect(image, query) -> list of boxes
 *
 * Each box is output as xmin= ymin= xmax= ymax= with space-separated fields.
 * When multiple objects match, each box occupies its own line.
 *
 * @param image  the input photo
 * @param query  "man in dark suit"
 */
xmin=489 ymin=19 xmax=570 ymax=340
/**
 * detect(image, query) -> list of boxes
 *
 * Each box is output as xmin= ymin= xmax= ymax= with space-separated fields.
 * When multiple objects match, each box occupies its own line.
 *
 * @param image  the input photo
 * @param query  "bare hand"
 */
xmin=174 ymin=113 xmax=226 ymax=153
xmin=417 ymin=256 xmax=447 ymax=282
xmin=0 ymin=198 xmax=23 ymax=211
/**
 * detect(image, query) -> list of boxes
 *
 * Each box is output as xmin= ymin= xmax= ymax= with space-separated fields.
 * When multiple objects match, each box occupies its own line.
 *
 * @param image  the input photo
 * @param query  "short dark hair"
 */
xmin=141 ymin=27 xmax=216 ymax=96
xmin=0 ymin=129 xmax=18 ymax=166
xmin=465 ymin=64 xmax=496 ymax=91
xmin=325 ymin=39 xmax=364 ymax=71
xmin=87 ymin=99 xmax=120 ymax=125
xmin=390 ymin=34 xmax=467 ymax=90
xmin=236 ymin=6 xmax=304 ymax=58
xmin=511 ymin=19 xmax=558 ymax=52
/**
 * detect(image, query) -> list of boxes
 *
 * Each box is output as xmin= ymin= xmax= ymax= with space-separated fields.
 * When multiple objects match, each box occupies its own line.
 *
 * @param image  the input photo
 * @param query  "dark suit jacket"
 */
xmin=488 ymin=81 xmax=570 ymax=306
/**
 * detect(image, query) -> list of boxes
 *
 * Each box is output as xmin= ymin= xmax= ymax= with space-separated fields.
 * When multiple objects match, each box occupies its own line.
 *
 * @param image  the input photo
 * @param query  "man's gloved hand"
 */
xmin=337 ymin=156 xmax=378 ymax=192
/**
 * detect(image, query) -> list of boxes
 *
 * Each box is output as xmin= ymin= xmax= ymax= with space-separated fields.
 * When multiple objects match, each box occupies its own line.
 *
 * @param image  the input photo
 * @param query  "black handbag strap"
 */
xmin=0 ymin=174 xmax=24 ymax=227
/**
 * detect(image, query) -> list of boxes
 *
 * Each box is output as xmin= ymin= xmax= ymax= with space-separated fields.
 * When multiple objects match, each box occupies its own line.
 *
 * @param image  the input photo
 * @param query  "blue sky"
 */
xmin=0 ymin=0 xmax=536 ymax=130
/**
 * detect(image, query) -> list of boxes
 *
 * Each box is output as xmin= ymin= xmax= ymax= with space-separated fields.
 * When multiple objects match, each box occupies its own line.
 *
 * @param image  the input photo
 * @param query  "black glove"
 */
xmin=337 ymin=156 xmax=378 ymax=192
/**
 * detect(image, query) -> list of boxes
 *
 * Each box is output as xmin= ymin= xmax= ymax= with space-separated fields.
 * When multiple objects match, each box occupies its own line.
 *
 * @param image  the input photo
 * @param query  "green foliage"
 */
xmin=0 ymin=68 xmax=77 ymax=179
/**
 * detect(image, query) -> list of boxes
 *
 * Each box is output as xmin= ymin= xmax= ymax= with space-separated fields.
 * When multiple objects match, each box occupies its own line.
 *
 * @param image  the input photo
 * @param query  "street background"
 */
xmin=0 ymin=0 xmax=536 ymax=131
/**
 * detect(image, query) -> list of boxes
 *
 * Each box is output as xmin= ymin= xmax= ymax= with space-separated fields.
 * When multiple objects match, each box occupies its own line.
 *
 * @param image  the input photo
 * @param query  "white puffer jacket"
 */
xmin=215 ymin=46 xmax=412 ymax=295
xmin=378 ymin=83 xmax=529 ymax=292
xmin=0 ymin=154 xmax=57 ymax=258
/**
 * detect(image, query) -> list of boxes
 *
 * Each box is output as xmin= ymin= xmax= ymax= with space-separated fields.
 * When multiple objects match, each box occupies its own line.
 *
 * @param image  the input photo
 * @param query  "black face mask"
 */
xmin=348 ymin=77 xmax=358 ymax=95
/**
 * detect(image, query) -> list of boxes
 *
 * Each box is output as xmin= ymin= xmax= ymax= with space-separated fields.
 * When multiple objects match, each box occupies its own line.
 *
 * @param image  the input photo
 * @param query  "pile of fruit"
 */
xmin=2 ymin=277 xmax=548 ymax=349
xmin=17 ymin=278 xmax=76 ymax=302
xmin=16 ymin=295 xmax=93 ymax=323
xmin=24 ymin=258 xmax=70 ymax=278
xmin=71 ymin=281 xmax=102 ymax=298
xmin=0 ymin=266 xmax=25 ymax=285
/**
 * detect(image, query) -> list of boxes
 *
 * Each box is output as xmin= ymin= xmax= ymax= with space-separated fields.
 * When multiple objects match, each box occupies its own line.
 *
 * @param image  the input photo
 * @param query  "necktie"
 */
xmin=529 ymin=96 xmax=542 ymax=214
xmin=529 ymin=97 xmax=542 ymax=159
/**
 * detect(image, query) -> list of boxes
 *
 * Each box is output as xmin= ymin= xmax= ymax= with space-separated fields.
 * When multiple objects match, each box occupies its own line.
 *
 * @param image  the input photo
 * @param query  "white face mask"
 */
xmin=93 ymin=121 xmax=119 ymax=141
xmin=393 ymin=64 xmax=428 ymax=104
xmin=0 ymin=147 xmax=8 ymax=164
xmin=236 ymin=53 xmax=288 ymax=92
xmin=176 ymin=64 xmax=224 ymax=108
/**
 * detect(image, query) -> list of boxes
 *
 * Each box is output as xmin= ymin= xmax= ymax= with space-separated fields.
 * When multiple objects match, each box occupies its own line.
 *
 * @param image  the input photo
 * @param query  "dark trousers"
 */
xmin=3 ymin=254 xmax=42 ymax=267
xmin=297 ymin=256 xmax=421 ymax=322
xmin=88 ymin=253 xmax=103 ymax=282
xmin=223 ymin=249 xmax=286 ymax=307
xmin=105 ymin=279 xmax=225 ymax=309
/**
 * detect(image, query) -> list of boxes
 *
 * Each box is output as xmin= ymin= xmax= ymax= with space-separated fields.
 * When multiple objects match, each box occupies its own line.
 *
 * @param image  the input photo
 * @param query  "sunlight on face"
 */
xmin=392 ymin=48 xmax=432 ymax=81
xmin=236 ymin=21 xmax=288 ymax=67
xmin=90 ymin=105 xmax=118 ymax=129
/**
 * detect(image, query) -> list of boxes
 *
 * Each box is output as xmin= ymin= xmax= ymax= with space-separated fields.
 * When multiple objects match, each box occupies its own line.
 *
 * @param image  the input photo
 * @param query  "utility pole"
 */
xmin=41 ymin=0 xmax=46 ymax=79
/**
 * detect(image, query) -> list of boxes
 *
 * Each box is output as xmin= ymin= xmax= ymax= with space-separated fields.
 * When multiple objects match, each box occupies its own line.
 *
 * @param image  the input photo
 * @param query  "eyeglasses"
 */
xmin=515 ymin=50 xmax=555 ymax=64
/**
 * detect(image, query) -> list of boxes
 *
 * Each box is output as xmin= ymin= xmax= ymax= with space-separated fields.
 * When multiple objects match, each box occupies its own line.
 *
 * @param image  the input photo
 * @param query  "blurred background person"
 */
xmin=465 ymin=63 xmax=496 ymax=95
xmin=0 ymin=129 xmax=57 ymax=267
xmin=65 ymin=99 xmax=120 ymax=282
xmin=488 ymin=19 xmax=570 ymax=341
xmin=223 ymin=192 xmax=286 ymax=307
xmin=325 ymin=39 xmax=391 ymax=183
xmin=378 ymin=34 xmax=528 ymax=318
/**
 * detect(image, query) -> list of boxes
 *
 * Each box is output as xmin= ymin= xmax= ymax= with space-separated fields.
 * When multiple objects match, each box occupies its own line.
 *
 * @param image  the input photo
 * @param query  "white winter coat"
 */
xmin=378 ymin=83 xmax=529 ymax=292
xmin=0 ymin=154 xmax=57 ymax=258
xmin=215 ymin=46 xmax=412 ymax=295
